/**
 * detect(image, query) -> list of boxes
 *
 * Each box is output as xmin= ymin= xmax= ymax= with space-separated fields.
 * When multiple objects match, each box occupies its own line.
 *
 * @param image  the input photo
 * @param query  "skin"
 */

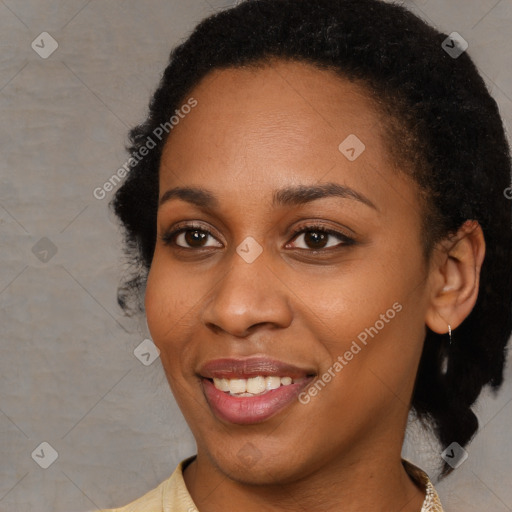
xmin=144 ymin=60 xmax=485 ymax=512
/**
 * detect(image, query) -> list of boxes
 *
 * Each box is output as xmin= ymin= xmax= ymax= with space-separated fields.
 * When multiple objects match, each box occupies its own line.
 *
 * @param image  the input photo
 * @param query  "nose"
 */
xmin=201 ymin=249 xmax=293 ymax=338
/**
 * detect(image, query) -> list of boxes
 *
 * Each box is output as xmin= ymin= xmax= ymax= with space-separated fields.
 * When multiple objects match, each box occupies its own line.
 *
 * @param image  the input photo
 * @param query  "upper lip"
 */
xmin=199 ymin=357 xmax=315 ymax=380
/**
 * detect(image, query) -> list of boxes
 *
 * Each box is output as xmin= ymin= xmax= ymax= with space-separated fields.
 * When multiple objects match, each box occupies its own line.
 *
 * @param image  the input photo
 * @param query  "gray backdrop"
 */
xmin=1 ymin=1 xmax=511 ymax=511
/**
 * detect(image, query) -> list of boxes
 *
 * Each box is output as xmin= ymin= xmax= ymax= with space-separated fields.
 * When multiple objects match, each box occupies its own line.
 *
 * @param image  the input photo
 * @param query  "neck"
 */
xmin=183 ymin=445 xmax=426 ymax=512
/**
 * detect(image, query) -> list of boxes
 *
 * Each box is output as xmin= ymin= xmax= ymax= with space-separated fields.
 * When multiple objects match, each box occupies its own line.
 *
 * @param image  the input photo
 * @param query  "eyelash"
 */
xmin=160 ymin=222 xmax=355 ymax=252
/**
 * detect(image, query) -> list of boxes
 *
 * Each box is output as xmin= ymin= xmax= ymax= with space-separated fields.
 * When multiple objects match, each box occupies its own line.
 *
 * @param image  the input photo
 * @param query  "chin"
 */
xmin=209 ymin=445 xmax=311 ymax=487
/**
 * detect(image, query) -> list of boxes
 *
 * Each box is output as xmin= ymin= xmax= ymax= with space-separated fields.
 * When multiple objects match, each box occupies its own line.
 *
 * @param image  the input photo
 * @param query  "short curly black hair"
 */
xmin=111 ymin=0 xmax=512 ymax=478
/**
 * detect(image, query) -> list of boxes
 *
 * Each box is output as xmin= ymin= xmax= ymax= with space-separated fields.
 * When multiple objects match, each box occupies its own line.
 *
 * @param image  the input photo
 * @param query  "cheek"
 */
xmin=293 ymin=245 xmax=427 ymax=398
xmin=144 ymin=257 xmax=187 ymax=365
xmin=144 ymin=252 xmax=212 ymax=381
xmin=144 ymin=262 xmax=167 ymax=344
xmin=313 ymin=260 xmax=427 ymax=404
xmin=291 ymin=258 xmax=414 ymax=344
xmin=145 ymin=252 xmax=198 ymax=340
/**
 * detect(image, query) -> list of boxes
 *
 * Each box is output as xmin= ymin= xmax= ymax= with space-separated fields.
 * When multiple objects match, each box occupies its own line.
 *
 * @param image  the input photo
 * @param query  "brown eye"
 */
xmin=161 ymin=226 xmax=223 ymax=249
xmin=302 ymin=231 xmax=329 ymax=249
xmin=287 ymin=226 xmax=355 ymax=251
xmin=181 ymin=229 xmax=209 ymax=248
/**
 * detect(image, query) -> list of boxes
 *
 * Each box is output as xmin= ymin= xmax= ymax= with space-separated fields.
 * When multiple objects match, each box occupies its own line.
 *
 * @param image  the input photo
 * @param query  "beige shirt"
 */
xmin=101 ymin=456 xmax=444 ymax=512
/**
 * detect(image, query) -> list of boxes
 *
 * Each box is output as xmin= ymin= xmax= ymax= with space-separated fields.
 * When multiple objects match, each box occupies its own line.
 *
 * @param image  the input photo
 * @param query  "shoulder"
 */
xmin=98 ymin=456 xmax=197 ymax=512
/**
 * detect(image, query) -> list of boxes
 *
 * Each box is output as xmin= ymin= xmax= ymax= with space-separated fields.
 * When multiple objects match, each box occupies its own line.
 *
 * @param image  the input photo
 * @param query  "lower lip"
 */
xmin=202 ymin=378 xmax=312 ymax=425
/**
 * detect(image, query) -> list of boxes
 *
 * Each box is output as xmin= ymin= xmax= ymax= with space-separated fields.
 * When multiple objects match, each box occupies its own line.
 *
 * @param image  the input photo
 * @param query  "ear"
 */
xmin=425 ymin=220 xmax=486 ymax=335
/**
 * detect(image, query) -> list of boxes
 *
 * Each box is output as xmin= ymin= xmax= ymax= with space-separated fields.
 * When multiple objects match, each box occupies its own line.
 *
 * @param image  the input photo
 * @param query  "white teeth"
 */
xmin=217 ymin=378 xmax=230 ymax=392
xmin=212 ymin=375 xmax=296 ymax=395
xmin=247 ymin=376 xmax=266 ymax=394
xmin=228 ymin=379 xmax=246 ymax=394
xmin=265 ymin=376 xmax=281 ymax=390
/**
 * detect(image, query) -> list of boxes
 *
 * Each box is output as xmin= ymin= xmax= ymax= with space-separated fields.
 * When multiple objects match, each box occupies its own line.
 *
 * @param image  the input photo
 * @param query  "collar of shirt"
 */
xmin=102 ymin=456 xmax=444 ymax=512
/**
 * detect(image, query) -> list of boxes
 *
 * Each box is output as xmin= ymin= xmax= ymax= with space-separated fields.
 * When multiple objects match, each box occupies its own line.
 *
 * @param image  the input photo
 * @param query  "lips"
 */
xmin=199 ymin=357 xmax=313 ymax=380
xmin=199 ymin=357 xmax=315 ymax=425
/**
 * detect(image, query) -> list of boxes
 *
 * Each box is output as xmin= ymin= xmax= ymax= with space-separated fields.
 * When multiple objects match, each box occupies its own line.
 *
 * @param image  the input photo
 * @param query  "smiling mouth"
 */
xmin=201 ymin=375 xmax=314 ymax=424
xmin=198 ymin=357 xmax=316 ymax=424
xmin=198 ymin=357 xmax=316 ymax=425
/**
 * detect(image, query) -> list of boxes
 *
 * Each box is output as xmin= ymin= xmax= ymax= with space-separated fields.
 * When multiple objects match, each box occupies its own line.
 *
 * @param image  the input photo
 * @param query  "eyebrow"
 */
xmin=158 ymin=182 xmax=377 ymax=210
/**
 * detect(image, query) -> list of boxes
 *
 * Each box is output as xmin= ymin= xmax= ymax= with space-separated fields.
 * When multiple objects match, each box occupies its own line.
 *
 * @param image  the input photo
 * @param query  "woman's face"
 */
xmin=145 ymin=60 xmax=434 ymax=484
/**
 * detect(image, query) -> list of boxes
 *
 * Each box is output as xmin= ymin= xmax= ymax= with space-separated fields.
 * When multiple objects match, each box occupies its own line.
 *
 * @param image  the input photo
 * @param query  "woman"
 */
xmin=102 ymin=0 xmax=512 ymax=510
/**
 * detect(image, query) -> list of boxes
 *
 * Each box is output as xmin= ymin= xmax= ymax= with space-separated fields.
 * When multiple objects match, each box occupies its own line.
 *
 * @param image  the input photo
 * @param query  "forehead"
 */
xmin=169 ymin=60 xmax=383 ymax=149
xmin=158 ymin=59 xmax=417 ymax=217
